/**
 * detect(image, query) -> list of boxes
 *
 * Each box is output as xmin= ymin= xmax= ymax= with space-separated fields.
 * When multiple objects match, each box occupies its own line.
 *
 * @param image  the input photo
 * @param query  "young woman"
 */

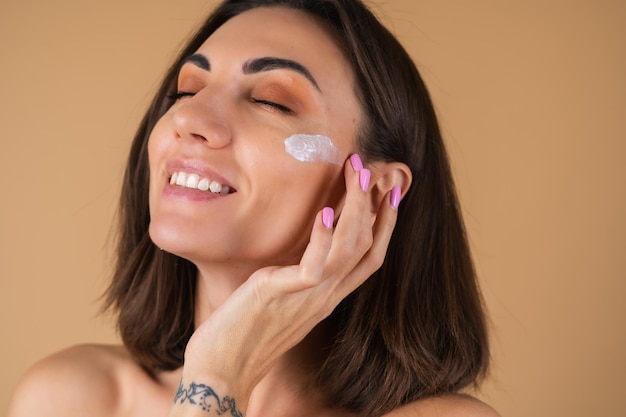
xmin=9 ymin=1 xmax=498 ymax=416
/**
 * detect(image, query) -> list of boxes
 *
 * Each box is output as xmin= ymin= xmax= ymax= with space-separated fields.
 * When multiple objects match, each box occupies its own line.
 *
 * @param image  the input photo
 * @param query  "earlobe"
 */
xmin=367 ymin=161 xmax=412 ymax=211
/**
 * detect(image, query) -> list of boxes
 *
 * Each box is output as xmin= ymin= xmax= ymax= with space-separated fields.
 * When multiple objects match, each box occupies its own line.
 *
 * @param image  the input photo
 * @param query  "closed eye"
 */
xmin=251 ymin=98 xmax=293 ymax=114
xmin=167 ymin=91 xmax=196 ymax=101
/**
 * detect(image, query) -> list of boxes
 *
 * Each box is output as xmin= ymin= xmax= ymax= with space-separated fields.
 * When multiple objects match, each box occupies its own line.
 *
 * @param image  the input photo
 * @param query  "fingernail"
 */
xmin=322 ymin=207 xmax=334 ymax=229
xmin=359 ymin=169 xmax=371 ymax=192
xmin=349 ymin=154 xmax=363 ymax=171
xmin=390 ymin=186 xmax=401 ymax=209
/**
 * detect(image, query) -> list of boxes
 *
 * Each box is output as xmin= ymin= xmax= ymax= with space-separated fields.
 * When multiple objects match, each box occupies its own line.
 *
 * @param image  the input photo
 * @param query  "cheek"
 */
xmin=283 ymin=133 xmax=342 ymax=165
xmin=268 ymin=132 xmax=347 ymax=211
xmin=147 ymin=118 xmax=172 ymax=204
xmin=277 ymin=132 xmax=348 ymax=209
xmin=147 ymin=111 xmax=179 ymax=170
xmin=147 ymin=117 xmax=170 ymax=162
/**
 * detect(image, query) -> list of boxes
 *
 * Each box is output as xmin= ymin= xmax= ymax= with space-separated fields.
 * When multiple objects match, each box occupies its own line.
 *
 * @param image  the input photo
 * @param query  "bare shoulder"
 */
xmin=383 ymin=394 xmax=500 ymax=417
xmin=7 ymin=344 xmax=133 ymax=417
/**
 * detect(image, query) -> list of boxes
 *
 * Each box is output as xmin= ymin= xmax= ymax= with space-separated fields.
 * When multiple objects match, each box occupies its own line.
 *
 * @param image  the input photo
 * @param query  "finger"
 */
xmin=333 ymin=154 xmax=369 ymax=224
xmin=335 ymin=186 xmax=400 ymax=297
xmin=268 ymin=207 xmax=334 ymax=294
xmin=324 ymin=155 xmax=373 ymax=276
xmin=299 ymin=207 xmax=335 ymax=283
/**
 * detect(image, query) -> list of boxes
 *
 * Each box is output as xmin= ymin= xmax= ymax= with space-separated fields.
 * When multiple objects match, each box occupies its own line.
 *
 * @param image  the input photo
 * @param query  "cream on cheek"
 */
xmin=283 ymin=133 xmax=342 ymax=165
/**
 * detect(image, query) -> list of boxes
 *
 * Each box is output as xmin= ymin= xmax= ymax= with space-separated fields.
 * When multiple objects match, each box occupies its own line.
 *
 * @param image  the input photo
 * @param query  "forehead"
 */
xmin=208 ymin=6 xmax=339 ymax=53
xmin=197 ymin=6 xmax=355 ymax=92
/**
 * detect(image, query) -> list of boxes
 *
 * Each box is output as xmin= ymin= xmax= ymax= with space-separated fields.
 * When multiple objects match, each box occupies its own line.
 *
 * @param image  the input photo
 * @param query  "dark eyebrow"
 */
xmin=243 ymin=57 xmax=321 ymax=92
xmin=179 ymin=54 xmax=321 ymax=93
xmin=180 ymin=53 xmax=210 ymax=71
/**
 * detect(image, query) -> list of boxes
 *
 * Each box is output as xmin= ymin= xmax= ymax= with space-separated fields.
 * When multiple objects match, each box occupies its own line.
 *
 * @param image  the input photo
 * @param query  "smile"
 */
xmin=169 ymin=171 xmax=233 ymax=194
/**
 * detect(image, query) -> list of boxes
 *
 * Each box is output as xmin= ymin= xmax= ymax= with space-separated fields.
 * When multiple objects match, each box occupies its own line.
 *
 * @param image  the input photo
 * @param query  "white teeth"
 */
xmin=186 ymin=174 xmax=199 ymax=188
xmin=198 ymin=178 xmax=210 ymax=191
xmin=209 ymin=181 xmax=222 ymax=193
xmin=169 ymin=171 xmax=230 ymax=194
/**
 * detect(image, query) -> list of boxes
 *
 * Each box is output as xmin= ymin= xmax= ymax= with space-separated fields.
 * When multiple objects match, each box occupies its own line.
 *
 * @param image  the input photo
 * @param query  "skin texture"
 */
xmin=8 ymin=7 xmax=498 ymax=417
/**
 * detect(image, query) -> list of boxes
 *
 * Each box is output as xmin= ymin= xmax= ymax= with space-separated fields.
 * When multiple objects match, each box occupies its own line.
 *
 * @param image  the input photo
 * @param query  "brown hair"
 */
xmin=105 ymin=1 xmax=490 ymax=416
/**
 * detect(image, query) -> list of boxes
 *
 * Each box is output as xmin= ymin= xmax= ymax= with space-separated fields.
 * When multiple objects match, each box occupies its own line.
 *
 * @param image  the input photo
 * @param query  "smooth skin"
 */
xmin=8 ymin=7 xmax=498 ymax=417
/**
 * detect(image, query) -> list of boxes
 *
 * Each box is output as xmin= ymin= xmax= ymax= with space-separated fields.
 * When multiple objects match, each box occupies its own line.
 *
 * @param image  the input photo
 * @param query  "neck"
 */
xmin=194 ymin=263 xmax=251 ymax=319
xmin=247 ymin=327 xmax=333 ymax=416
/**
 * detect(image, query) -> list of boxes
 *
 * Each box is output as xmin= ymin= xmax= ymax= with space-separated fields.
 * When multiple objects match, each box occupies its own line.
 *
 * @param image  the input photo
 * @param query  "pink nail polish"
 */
xmin=349 ymin=154 xmax=363 ymax=171
xmin=359 ymin=169 xmax=371 ymax=192
xmin=322 ymin=207 xmax=334 ymax=229
xmin=390 ymin=186 xmax=401 ymax=209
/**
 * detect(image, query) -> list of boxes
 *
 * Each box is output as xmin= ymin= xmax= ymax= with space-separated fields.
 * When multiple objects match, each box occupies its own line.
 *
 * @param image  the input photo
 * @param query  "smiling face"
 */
xmin=147 ymin=6 xmax=362 ymax=272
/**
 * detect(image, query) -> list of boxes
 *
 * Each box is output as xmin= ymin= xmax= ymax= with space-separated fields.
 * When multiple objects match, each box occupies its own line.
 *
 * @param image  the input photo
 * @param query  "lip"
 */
xmin=163 ymin=158 xmax=237 ymax=200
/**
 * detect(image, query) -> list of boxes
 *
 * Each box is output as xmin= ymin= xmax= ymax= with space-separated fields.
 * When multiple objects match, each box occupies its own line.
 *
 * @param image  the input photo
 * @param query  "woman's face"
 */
xmin=148 ymin=6 xmax=362 ymax=270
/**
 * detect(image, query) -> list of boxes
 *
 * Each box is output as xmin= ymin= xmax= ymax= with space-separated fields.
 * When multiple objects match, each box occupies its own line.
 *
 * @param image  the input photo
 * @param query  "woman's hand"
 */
xmin=171 ymin=155 xmax=401 ymax=416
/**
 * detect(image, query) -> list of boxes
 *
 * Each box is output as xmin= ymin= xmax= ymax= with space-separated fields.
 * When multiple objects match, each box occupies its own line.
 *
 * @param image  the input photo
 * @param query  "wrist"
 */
xmin=171 ymin=375 xmax=247 ymax=417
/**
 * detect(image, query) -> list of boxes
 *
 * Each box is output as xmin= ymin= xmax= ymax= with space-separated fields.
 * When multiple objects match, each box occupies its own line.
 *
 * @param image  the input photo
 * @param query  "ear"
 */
xmin=367 ymin=161 xmax=412 ymax=212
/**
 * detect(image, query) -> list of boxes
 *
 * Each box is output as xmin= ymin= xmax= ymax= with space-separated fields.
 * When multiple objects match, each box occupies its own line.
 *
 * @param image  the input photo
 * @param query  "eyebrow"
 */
xmin=243 ymin=57 xmax=321 ymax=92
xmin=180 ymin=53 xmax=321 ymax=92
xmin=181 ymin=53 xmax=210 ymax=71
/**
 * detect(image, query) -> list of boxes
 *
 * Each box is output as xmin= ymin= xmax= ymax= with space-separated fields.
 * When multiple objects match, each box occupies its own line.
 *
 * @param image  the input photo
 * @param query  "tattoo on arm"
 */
xmin=174 ymin=381 xmax=244 ymax=417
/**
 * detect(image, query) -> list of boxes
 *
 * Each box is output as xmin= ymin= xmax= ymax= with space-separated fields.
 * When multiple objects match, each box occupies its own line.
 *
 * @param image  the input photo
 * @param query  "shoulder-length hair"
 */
xmin=105 ymin=1 xmax=490 ymax=416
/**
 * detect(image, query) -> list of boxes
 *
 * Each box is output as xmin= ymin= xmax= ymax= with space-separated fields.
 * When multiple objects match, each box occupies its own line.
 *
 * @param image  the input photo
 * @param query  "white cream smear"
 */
xmin=283 ymin=134 xmax=341 ymax=165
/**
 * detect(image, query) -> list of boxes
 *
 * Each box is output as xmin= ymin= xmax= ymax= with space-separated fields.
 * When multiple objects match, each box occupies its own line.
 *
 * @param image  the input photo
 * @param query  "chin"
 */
xmin=147 ymin=218 xmax=247 ymax=268
xmin=148 ymin=220 xmax=210 ymax=261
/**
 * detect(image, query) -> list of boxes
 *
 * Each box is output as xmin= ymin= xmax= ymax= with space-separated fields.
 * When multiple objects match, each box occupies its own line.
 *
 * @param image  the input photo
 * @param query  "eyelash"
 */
xmin=250 ymin=98 xmax=293 ymax=114
xmin=167 ymin=91 xmax=292 ymax=114
xmin=167 ymin=91 xmax=195 ymax=101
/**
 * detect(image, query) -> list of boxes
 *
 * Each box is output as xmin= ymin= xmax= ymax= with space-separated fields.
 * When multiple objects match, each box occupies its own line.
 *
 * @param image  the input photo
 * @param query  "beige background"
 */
xmin=1 ymin=0 xmax=625 ymax=415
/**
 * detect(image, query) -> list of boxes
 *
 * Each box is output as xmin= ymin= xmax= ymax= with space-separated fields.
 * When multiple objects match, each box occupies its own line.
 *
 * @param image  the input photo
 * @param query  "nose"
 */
xmin=171 ymin=89 xmax=232 ymax=149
